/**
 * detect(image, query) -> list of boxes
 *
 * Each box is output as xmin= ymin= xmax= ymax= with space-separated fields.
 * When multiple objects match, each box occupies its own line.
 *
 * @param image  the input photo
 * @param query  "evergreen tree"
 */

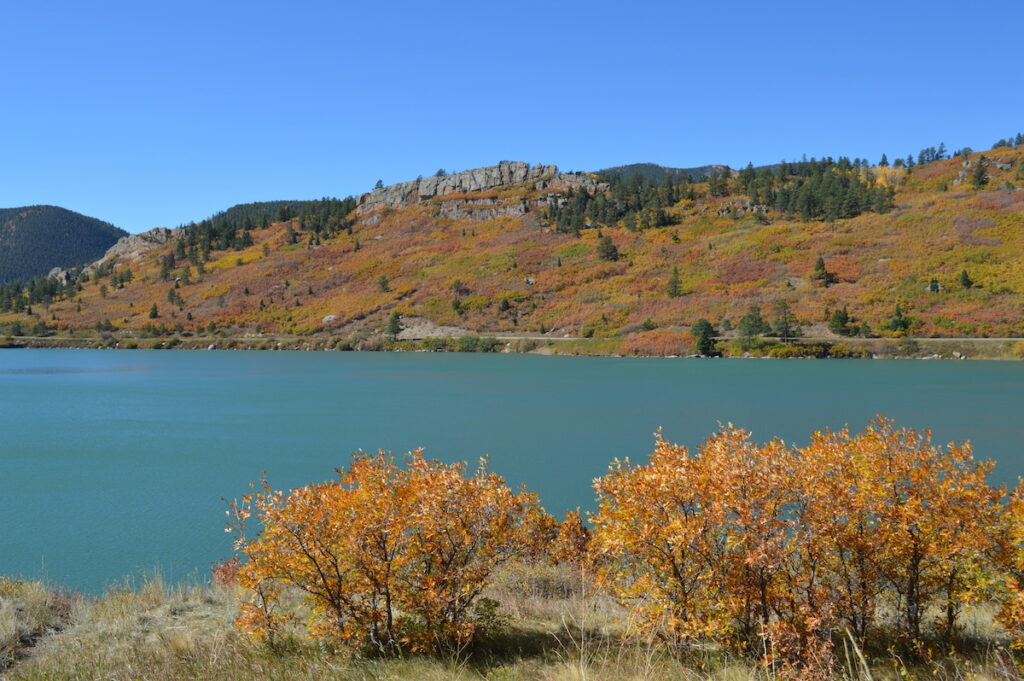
xmin=960 ymin=269 xmax=973 ymax=289
xmin=887 ymin=304 xmax=910 ymax=333
xmin=737 ymin=305 xmax=768 ymax=350
xmin=971 ymin=157 xmax=989 ymax=189
xmin=691 ymin=318 xmax=716 ymax=356
xmin=810 ymin=256 xmax=837 ymax=286
xmin=771 ymin=301 xmax=800 ymax=343
xmin=667 ymin=265 xmax=682 ymax=298
xmin=149 ymin=303 xmax=159 ymax=319
xmin=879 ymin=153 xmax=889 ymax=167
xmin=596 ymin=236 xmax=619 ymax=262
xmin=828 ymin=306 xmax=850 ymax=336
xmin=386 ymin=311 xmax=402 ymax=340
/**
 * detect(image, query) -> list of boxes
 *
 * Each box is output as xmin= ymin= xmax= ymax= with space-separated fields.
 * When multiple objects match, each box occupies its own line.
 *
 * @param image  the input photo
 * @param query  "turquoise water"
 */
xmin=2 ymin=349 xmax=1023 ymax=592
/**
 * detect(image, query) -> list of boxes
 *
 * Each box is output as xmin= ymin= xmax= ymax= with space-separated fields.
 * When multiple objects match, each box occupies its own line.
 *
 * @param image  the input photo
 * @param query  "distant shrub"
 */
xmin=622 ymin=330 xmax=694 ymax=356
xmin=422 ymin=336 xmax=448 ymax=351
xmin=767 ymin=343 xmax=829 ymax=358
xmin=456 ymin=335 xmax=480 ymax=352
xmin=828 ymin=343 xmax=870 ymax=358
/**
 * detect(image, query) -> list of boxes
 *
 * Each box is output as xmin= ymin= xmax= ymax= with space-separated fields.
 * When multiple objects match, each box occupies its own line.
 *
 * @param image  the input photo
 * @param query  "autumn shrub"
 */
xmin=549 ymin=510 xmax=591 ymax=566
xmin=621 ymin=329 xmax=694 ymax=356
xmin=827 ymin=343 xmax=870 ymax=358
xmin=228 ymin=450 xmax=552 ymax=654
xmin=767 ymin=343 xmax=830 ymax=358
xmin=589 ymin=419 xmax=1002 ymax=672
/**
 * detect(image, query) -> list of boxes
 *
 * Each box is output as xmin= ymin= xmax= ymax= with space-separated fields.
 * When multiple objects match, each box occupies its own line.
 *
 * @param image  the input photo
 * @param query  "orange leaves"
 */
xmin=221 ymin=417 xmax=1024 ymax=668
xmin=589 ymin=418 xmax=1003 ymax=668
xmin=229 ymin=450 xmax=551 ymax=653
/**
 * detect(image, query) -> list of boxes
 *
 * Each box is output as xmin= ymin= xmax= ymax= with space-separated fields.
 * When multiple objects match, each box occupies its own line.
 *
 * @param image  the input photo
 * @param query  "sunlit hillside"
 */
xmin=2 ymin=146 xmax=1024 ymax=353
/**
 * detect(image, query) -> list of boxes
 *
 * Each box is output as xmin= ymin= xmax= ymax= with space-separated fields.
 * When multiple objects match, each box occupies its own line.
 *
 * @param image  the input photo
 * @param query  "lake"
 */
xmin=2 ymin=349 xmax=1023 ymax=592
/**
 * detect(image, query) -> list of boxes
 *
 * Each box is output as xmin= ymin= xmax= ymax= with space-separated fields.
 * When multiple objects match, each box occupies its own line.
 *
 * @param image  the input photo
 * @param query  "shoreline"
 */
xmin=2 ymin=333 xmax=1022 ymax=360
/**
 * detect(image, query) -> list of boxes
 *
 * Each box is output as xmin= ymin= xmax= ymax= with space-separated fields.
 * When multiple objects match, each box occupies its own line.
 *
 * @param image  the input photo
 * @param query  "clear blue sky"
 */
xmin=2 ymin=0 xmax=1021 ymax=233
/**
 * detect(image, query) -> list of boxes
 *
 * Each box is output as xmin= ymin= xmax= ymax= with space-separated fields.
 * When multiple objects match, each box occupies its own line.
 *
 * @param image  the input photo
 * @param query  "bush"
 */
xmin=621 ymin=330 xmax=695 ymax=356
xmin=766 ymin=343 xmax=829 ymax=358
xmin=422 ymin=336 xmax=448 ymax=351
xmin=589 ymin=419 xmax=1000 ymax=666
xmin=229 ymin=451 xmax=552 ymax=654
xmin=456 ymin=335 xmax=480 ymax=352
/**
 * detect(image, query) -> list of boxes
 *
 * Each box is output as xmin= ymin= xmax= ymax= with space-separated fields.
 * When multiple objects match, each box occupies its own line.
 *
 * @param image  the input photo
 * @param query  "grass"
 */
xmin=4 ymin=567 xmax=1024 ymax=680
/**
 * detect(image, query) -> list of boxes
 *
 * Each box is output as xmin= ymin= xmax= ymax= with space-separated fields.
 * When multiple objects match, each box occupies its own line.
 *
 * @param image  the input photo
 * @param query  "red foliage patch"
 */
xmin=622 ymin=330 xmax=695 ymax=356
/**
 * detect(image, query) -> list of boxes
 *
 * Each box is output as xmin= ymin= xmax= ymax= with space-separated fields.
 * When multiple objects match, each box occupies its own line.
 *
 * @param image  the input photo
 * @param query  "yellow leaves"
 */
xmin=229 ymin=449 xmax=552 ymax=653
xmin=590 ymin=417 xmax=1005 ymax=666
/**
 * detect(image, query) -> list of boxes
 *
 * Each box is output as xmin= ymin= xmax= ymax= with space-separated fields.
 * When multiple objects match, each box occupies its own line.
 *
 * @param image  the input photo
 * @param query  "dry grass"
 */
xmin=5 ymin=570 xmax=1024 ymax=681
xmin=0 ymin=578 xmax=73 ymax=670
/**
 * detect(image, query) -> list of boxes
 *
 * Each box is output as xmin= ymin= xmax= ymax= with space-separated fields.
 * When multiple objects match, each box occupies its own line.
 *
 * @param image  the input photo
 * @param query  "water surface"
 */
xmin=2 ymin=350 xmax=1023 ymax=591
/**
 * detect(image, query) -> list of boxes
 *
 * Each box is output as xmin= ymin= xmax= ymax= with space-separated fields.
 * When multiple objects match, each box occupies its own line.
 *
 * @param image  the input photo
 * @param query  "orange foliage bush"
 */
xmin=549 ymin=509 xmax=591 ymax=566
xmin=227 ymin=450 xmax=552 ymax=653
xmin=622 ymin=329 xmax=694 ymax=356
xmin=218 ymin=415 xmax=1024 ymax=673
xmin=588 ymin=419 xmax=1001 ymax=670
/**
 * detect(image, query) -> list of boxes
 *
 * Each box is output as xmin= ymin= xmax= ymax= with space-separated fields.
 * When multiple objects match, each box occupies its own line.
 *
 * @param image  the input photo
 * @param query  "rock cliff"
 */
xmin=356 ymin=161 xmax=606 ymax=220
xmin=96 ymin=227 xmax=182 ymax=264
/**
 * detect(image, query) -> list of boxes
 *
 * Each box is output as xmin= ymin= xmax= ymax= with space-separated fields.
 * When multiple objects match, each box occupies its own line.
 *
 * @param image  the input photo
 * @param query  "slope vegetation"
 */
xmin=2 ymin=150 xmax=1023 ymax=354
xmin=0 ymin=206 xmax=126 ymax=283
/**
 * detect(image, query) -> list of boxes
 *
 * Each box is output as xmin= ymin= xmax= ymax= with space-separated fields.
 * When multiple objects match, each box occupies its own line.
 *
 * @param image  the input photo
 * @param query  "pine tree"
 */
xmin=691 ymin=318 xmax=715 ymax=356
xmin=667 ymin=265 xmax=682 ymax=298
xmin=738 ymin=305 xmax=768 ymax=350
xmin=828 ymin=307 xmax=850 ymax=336
xmin=596 ymin=236 xmax=619 ymax=262
xmin=772 ymin=301 xmax=800 ymax=343
xmin=960 ymin=269 xmax=973 ymax=288
xmin=971 ymin=157 xmax=989 ymax=189
xmin=810 ymin=256 xmax=837 ymax=286
xmin=386 ymin=311 xmax=402 ymax=340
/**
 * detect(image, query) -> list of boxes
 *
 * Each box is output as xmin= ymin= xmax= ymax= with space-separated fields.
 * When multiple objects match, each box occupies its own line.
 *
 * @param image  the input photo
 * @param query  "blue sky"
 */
xmin=2 ymin=0 xmax=1021 ymax=233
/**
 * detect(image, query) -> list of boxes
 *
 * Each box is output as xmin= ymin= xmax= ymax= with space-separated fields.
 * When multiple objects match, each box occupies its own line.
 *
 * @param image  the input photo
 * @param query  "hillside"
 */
xmin=2 ymin=151 xmax=1024 ymax=355
xmin=0 ymin=206 xmax=126 ymax=283
xmin=598 ymin=162 xmax=728 ymax=183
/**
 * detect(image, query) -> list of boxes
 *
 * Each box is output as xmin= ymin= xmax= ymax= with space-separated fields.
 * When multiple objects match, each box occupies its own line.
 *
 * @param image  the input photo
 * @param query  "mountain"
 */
xmin=3 ymin=149 xmax=1024 ymax=353
xmin=598 ymin=162 xmax=727 ymax=183
xmin=598 ymin=161 xmax=787 ymax=183
xmin=0 ymin=206 xmax=126 ymax=283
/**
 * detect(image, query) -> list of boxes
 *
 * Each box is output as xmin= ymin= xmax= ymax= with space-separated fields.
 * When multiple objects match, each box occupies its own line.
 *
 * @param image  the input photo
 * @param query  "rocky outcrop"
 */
xmin=97 ymin=227 xmax=182 ymax=264
xmin=435 ymin=198 xmax=531 ymax=221
xmin=357 ymin=161 xmax=607 ymax=220
xmin=47 ymin=267 xmax=73 ymax=284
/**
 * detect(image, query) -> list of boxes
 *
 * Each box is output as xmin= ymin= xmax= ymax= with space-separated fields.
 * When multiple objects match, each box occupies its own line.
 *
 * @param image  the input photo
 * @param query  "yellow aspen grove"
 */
xmin=228 ymin=450 xmax=552 ymax=654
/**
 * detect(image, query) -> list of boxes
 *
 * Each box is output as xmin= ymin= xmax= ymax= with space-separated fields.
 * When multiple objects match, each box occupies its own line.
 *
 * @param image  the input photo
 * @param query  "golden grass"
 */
xmin=4 ymin=567 xmax=1024 ymax=681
